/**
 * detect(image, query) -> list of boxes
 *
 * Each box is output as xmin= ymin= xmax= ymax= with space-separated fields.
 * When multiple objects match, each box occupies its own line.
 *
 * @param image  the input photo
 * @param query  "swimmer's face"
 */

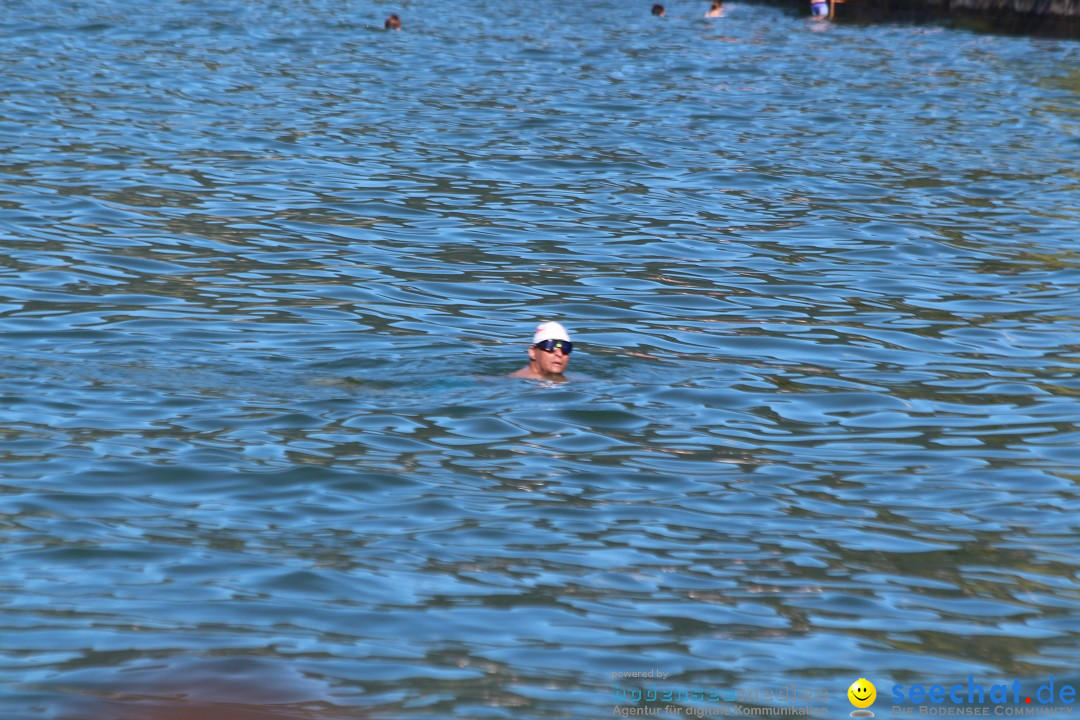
xmin=530 ymin=342 xmax=570 ymax=376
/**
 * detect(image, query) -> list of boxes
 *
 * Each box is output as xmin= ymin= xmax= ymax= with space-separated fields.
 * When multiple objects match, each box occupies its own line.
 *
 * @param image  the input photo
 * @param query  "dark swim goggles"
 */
xmin=533 ymin=339 xmax=573 ymax=354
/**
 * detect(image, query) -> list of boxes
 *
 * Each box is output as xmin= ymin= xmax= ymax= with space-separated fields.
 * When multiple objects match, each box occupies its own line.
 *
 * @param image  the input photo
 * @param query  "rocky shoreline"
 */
xmin=796 ymin=0 xmax=1080 ymax=37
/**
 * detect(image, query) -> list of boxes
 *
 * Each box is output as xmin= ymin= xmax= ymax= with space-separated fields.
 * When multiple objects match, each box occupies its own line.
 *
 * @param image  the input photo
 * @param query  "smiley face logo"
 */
xmin=848 ymin=678 xmax=877 ymax=716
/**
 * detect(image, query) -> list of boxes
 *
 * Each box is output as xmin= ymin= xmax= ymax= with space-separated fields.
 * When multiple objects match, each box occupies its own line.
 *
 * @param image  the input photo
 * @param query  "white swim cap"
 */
xmin=533 ymin=321 xmax=571 ymax=345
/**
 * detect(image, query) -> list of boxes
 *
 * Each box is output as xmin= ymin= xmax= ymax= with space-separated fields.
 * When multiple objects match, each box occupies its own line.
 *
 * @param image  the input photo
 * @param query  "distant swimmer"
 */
xmin=509 ymin=321 xmax=573 ymax=381
xmin=384 ymin=14 xmax=402 ymax=30
xmin=651 ymin=4 xmax=666 ymax=16
xmin=809 ymin=0 xmax=831 ymax=19
xmin=705 ymin=0 xmax=724 ymax=17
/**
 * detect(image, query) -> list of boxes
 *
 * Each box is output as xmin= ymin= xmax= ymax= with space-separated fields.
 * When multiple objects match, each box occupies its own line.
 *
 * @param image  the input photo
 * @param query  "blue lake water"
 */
xmin=1 ymin=0 xmax=1079 ymax=718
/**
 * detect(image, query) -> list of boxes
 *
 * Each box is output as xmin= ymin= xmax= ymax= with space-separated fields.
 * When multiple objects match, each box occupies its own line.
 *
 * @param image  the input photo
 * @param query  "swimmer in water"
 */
xmin=809 ymin=0 xmax=832 ymax=19
xmin=384 ymin=14 xmax=401 ymax=30
xmin=651 ymin=4 xmax=666 ymax=16
xmin=509 ymin=321 xmax=573 ymax=381
xmin=705 ymin=0 xmax=724 ymax=17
